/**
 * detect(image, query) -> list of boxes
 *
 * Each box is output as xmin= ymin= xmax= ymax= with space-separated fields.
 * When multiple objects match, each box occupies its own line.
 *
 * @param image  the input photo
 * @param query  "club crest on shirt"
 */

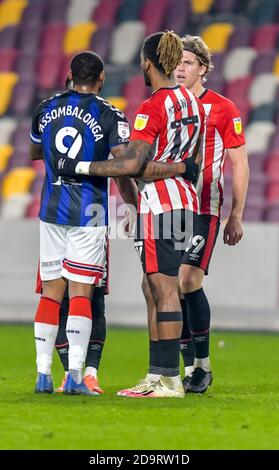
xmin=233 ymin=117 xmax=242 ymax=134
xmin=134 ymin=114 xmax=149 ymax=130
xmin=117 ymin=121 xmax=130 ymax=138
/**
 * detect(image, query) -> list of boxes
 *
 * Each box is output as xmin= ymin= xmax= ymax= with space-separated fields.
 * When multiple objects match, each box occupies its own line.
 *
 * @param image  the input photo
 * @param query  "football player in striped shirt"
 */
xmin=34 ymin=78 xmax=108 ymax=395
xmin=56 ymin=77 xmax=107 ymax=394
xmin=35 ymin=266 xmax=107 ymax=395
xmin=174 ymin=35 xmax=249 ymax=393
xmin=31 ymin=51 xmax=138 ymax=395
xmin=58 ymin=32 xmax=205 ymax=398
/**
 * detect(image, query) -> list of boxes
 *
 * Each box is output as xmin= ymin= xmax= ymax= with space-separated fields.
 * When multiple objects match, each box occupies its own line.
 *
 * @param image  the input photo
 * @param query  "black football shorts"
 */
xmin=134 ymin=209 xmax=193 ymax=276
xmin=181 ymin=213 xmax=220 ymax=274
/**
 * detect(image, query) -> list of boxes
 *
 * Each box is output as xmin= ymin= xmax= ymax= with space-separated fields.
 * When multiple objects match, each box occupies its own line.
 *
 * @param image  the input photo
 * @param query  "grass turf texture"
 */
xmin=0 ymin=325 xmax=279 ymax=450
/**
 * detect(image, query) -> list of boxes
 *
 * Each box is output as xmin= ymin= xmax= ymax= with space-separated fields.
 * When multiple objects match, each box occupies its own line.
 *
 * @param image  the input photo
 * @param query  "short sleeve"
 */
xmin=130 ymin=100 xmax=162 ymax=145
xmin=102 ymin=107 xmax=130 ymax=149
xmin=217 ymin=100 xmax=245 ymax=148
xmin=30 ymin=104 xmax=43 ymax=145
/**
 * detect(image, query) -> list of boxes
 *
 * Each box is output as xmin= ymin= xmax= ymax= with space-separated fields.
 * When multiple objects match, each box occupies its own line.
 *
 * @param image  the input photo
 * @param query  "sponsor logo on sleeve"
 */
xmin=233 ymin=117 xmax=242 ymax=135
xmin=117 ymin=121 xmax=130 ymax=139
xmin=134 ymin=114 xmax=149 ymax=131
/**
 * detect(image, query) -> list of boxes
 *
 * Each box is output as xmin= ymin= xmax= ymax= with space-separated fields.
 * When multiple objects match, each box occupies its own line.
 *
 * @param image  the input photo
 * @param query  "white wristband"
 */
xmin=75 ymin=162 xmax=91 ymax=175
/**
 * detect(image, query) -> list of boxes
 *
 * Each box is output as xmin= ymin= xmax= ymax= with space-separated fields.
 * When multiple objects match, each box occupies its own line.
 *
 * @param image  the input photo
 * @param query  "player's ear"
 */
xmin=98 ymin=71 xmax=105 ymax=93
xmin=199 ymin=64 xmax=207 ymax=77
xmin=100 ymin=70 xmax=105 ymax=83
xmin=144 ymin=58 xmax=151 ymax=72
xmin=68 ymin=70 xmax=73 ymax=80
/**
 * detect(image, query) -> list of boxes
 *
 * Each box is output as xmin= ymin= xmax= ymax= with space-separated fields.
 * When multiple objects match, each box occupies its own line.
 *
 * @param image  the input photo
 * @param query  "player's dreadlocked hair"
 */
xmin=142 ymin=31 xmax=183 ymax=77
xmin=70 ymin=51 xmax=104 ymax=86
xmin=181 ymin=35 xmax=214 ymax=82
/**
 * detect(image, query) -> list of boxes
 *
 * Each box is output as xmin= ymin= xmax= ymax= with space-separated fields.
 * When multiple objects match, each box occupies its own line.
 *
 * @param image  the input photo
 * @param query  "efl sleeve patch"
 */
xmin=233 ymin=117 xmax=242 ymax=135
xmin=117 ymin=121 xmax=130 ymax=139
xmin=134 ymin=114 xmax=149 ymax=131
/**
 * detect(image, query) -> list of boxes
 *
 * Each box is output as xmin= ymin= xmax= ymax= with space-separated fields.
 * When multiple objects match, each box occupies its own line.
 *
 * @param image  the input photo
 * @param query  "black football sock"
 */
xmin=55 ymin=296 xmax=69 ymax=372
xmin=85 ymin=291 xmax=106 ymax=371
xmin=159 ymin=338 xmax=181 ymax=377
xmin=180 ymin=298 xmax=194 ymax=372
xmin=185 ymin=288 xmax=210 ymax=362
xmin=148 ymin=340 xmax=162 ymax=376
xmin=157 ymin=311 xmax=183 ymax=377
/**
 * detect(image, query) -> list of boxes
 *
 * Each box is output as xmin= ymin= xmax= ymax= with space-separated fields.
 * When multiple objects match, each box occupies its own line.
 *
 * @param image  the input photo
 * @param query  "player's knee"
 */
xmin=153 ymin=287 xmax=179 ymax=310
xmin=179 ymin=272 xmax=202 ymax=294
xmin=42 ymin=280 xmax=66 ymax=303
xmin=148 ymin=276 xmax=179 ymax=308
xmin=69 ymin=283 xmax=92 ymax=299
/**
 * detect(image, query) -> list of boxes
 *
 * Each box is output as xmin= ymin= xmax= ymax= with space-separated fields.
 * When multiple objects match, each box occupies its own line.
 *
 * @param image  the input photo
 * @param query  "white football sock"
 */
xmin=66 ymin=315 xmax=92 ymax=381
xmin=185 ymin=365 xmax=195 ymax=377
xmin=161 ymin=375 xmax=182 ymax=387
xmin=84 ymin=366 xmax=97 ymax=378
xmin=146 ymin=373 xmax=160 ymax=382
xmin=194 ymin=357 xmax=211 ymax=372
xmin=34 ymin=322 xmax=58 ymax=374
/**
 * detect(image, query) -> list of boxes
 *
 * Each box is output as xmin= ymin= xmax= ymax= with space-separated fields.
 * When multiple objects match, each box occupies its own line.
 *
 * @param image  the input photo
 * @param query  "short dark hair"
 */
xmin=70 ymin=51 xmax=104 ymax=86
xmin=142 ymin=32 xmax=165 ymax=74
xmin=142 ymin=31 xmax=183 ymax=77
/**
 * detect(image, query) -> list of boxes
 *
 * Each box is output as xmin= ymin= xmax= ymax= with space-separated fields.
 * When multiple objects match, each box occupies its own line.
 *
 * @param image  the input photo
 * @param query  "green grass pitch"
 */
xmin=0 ymin=325 xmax=279 ymax=450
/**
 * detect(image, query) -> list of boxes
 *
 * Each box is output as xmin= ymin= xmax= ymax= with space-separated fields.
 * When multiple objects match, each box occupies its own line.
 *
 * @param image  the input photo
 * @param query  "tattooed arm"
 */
xmin=58 ymin=139 xmax=198 ymax=182
xmin=109 ymin=144 xmax=137 ymax=208
xmin=81 ymin=140 xmax=186 ymax=178
xmin=83 ymin=140 xmax=150 ymax=177
xmin=139 ymin=160 xmax=186 ymax=181
xmin=114 ymin=176 xmax=138 ymax=207
xmin=112 ymin=141 xmax=185 ymax=182
xmin=86 ymin=140 xmax=200 ymax=182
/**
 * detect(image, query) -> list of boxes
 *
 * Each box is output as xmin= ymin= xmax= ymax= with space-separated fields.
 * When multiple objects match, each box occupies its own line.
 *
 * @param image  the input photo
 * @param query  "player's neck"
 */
xmin=188 ymin=81 xmax=205 ymax=98
xmin=73 ymin=84 xmax=99 ymax=94
xmin=151 ymin=76 xmax=177 ymax=93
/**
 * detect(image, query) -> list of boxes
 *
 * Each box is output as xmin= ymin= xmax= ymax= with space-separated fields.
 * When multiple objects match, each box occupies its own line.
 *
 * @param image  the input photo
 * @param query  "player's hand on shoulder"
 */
xmin=56 ymin=157 xmax=91 ymax=177
xmin=223 ymin=215 xmax=243 ymax=245
xmin=57 ymin=156 xmax=78 ymax=177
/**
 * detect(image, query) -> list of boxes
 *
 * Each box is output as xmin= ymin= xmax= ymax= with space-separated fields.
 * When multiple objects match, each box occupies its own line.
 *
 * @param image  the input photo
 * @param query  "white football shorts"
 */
xmin=39 ymin=221 xmax=108 ymax=285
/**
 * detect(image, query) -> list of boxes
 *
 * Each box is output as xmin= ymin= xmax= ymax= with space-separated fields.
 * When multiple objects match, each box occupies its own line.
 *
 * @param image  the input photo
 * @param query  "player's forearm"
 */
xmin=140 ymin=161 xmax=186 ymax=181
xmin=114 ymin=177 xmax=138 ymax=208
xmin=85 ymin=158 xmax=142 ymax=177
xmin=230 ymin=161 xmax=249 ymax=219
xmin=58 ymin=154 xmax=144 ymax=178
xmin=85 ymin=141 xmax=150 ymax=177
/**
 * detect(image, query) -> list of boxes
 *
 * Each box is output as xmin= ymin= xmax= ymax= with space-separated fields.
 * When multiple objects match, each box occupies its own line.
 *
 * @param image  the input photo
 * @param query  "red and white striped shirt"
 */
xmin=130 ymin=85 xmax=204 ymax=215
xmin=197 ymin=89 xmax=245 ymax=217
